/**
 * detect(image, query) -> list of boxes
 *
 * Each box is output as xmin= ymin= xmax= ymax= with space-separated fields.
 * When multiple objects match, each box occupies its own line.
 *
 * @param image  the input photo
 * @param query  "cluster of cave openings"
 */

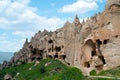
xmin=96 ymin=39 xmax=109 ymax=45
xmin=48 ymin=45 xmax=64 ymax=53
xmin=54 ymin=53 xmax=66 ymax=60
xmin=55 ymin=45 xmax=64 ymax=52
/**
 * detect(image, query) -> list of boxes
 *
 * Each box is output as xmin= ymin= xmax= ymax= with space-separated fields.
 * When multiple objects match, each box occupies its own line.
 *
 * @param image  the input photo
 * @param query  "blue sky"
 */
xmin=0 ymin=0 xmax=106 ymax=52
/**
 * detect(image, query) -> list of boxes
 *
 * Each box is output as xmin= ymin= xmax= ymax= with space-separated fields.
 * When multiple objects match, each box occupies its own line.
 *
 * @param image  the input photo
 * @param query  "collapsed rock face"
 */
xmin=1 ymin=0 xmax=120 ymax=75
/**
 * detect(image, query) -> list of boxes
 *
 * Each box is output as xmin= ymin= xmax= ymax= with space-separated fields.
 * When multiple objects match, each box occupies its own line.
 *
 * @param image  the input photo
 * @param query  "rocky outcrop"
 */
xmin=4 ymin=74 xmax=12 ymax=80
xmin=1 ymin=0 xmax=120 ymax=75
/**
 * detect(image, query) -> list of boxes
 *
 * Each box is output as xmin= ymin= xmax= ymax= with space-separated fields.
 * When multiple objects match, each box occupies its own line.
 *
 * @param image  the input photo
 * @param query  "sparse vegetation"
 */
xmin=0 ymin=59 xmax=84 ymax=80
xmin=90 ymin=69 xmax=97 ymax=76
xmin=98 ymin=67 xmax=120 ymax=77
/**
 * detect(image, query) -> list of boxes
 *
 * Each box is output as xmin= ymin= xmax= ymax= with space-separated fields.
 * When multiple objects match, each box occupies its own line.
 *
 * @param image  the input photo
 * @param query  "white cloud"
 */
xmin=0 ymin=33 xmax=24 ymax=52
xmin=0 ymin=0 xmax=65 ymax=52
xmin=58 ymin=0 xmax=98 ymax=14
xmin=79 ymin=17 xmax=88 ymax=23
xmin=12 ymin=31 xmax=35 ymax=38
xmin=0 ymin=38 xmax=24 ymax=52
xmin=0 ymin=0 xmax=65 ymax=31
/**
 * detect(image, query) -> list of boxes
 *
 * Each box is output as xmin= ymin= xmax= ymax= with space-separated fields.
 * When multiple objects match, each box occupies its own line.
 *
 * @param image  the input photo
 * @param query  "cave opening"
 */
xmin=31 ymin=57 xmax=36 ymax=61
xmin=55 ymin=46 xmax=61 ymax=52
xmin=84 ymin=62 xmax=90 ymax=68
xmin=32 ymin=48 xmax=37 ymax=54
xmin=48 ymin=48 xmax=51 ymax=52
xmin=60 ymin=55 xmax=66 ymax=60
xmin=54 ymin=53 xmax=58 ymax=58
xmin=91 ymin=50 xmax=97 ymax=56
xmin=61 ymin=45 xmax=64 ymax=48
xmin=48 ymin=39 xmax=53 ymax=44
xmin=47 ymin=55 xmax=52 ymax=58
xmin=67 ymin=63 xmax=70 ymax=65
xmin=115 ymin=35 xmax=118 ymax=38
xmin=39 ymin=50 xmax=43 ymax=56
xmin=36 ymin=57 xmax=42 ymax=61
xmin=103 ymin=39 xmax=109 ymax=44
xmin=96 ymin=39 xmax=102 ymax=45
xmin=29 ymin=45 xmax=33 ymax=48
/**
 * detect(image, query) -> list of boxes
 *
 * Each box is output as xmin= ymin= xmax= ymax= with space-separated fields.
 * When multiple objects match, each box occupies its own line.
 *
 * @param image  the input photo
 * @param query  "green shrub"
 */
xmin=40 ymin=65 xmax=46 ymax=74
xmin=60 ymin=67 xmax=84 ymax=80
xmin=90 ymin=70 xmax=97 ymax=76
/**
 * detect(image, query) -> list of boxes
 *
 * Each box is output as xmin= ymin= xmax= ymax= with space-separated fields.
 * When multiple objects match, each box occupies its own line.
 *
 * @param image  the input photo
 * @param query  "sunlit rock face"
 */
xmin=1 ymin=0 xmax=120 ymax=76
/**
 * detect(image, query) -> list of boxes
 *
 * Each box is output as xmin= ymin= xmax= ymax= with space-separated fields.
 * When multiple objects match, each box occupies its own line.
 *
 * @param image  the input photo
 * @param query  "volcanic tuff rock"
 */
xmin=1 ymin=0 xmax=120 ymax=75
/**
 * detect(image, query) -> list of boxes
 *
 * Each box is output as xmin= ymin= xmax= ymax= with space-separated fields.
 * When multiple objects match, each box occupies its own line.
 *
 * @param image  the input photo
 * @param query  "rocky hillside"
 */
xmin=1 ymin=0 xmax=120 ymax=75
xmin=0 ymin=59 xmax=85 ymax=80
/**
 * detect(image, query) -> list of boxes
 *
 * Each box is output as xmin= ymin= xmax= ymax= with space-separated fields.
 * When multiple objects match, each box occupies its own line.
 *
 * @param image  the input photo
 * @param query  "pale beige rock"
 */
xmin=4 ymin=74 xmax=12 ymax=80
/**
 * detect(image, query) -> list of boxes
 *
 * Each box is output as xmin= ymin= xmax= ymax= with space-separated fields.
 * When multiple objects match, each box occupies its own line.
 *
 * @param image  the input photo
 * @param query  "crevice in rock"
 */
xmin=99 ymin=56 xmax=106 ymax=64
xmin=52 ymin=45 xmax=54 ymax=52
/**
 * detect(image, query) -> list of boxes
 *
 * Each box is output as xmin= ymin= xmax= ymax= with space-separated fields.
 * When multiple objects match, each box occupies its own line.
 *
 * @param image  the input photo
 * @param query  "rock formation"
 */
xmin=1 ymin=0 xmax=120 ymax=75
xmin=4 ymin=74 xmax=12 ymax=80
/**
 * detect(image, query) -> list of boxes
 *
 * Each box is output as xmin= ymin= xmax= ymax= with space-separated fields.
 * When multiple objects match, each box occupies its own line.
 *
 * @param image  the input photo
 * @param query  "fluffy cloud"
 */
xmin=58 ymin=0 xmax=99 ymax=14
xmin=0 ymin=33 xmax=25 ymax=52
xmin=0 ymin=0 xmax=65 ymax=52
xmin=12 ymin=31 xmax=35 ymax=38
xmin=0 ymin=0 xmax=65 ymax=31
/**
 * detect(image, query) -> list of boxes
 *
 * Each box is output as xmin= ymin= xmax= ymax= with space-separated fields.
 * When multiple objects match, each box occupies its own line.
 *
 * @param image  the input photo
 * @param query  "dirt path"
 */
xmin=89 ymin=76 xmax=120 ymax=80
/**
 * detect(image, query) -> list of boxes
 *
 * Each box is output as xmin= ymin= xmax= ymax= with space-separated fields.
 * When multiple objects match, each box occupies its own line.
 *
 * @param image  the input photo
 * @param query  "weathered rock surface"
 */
xmin=4 ymin=74 xmax=12 ymax=80
xmin=1 ymin=0 xmax=120 ymax=75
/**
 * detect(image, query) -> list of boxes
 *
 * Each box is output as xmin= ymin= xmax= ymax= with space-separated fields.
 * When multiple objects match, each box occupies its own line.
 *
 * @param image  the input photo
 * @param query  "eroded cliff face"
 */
xmin=1 ymin=0 xmax=120 ymax=75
